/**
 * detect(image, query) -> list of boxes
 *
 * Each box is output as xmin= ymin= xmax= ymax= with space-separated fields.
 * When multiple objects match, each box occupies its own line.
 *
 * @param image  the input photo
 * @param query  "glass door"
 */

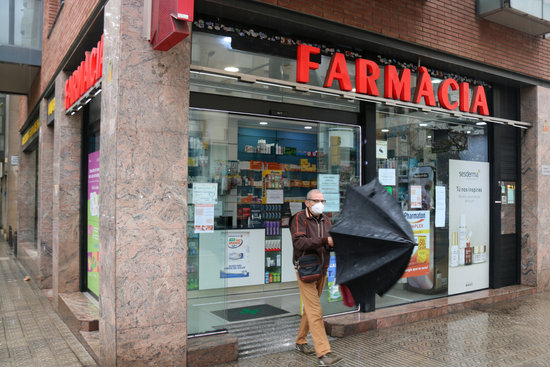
xmin=187 ymin=109 xmax=361 ymax=335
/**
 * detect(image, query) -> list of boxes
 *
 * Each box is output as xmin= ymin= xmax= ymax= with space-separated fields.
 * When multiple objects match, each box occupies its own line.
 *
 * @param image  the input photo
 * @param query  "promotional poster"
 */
xmin=87 ymin=151 xmax=100 ymax=296
xmin=402 ymin=210 xmax=430 ymax=278
xmin=448 ymin=160 xmax=490 ymax=295
xmin=221 ymin=232 xmax=250 ymax=278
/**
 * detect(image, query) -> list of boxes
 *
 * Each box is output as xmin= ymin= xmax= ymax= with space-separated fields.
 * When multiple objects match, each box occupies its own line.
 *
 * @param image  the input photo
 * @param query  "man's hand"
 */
xmin=327 ymin=236 xmax=334 ymax=247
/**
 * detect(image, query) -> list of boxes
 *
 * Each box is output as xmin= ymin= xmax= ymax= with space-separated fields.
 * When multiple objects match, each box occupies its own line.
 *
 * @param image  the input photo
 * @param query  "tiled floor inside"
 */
xmin=0 ymin=242 xmax=97 ymax=367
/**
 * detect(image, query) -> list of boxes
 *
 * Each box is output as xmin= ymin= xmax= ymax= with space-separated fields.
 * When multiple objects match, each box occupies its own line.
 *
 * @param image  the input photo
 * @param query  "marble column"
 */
xmin=520 ymin=86 xmax=550 ymax=291
xmin=17 ymin=94 xmax=39 ymax=277
xmin=38 ymin=98 xmax=54 ymax=289
xmin=99 ymin=0 xmax=190 ymax=365
xmin=52 ymin=72 xmax=82 ymax=309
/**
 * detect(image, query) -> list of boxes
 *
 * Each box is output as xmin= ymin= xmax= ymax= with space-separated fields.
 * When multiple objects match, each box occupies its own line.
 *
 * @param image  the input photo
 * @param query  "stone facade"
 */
xmin=521 ymin=86 xmax=550 ymax=291
xmin=99 ymin=0 xmax=190 ymax=365
xmin=11 ymin=0 xmax=550 ymax=366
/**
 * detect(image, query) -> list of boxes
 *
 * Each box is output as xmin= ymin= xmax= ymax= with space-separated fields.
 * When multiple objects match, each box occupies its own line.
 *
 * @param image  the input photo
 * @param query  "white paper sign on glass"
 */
xmin=193 ymin=183 xmax=218 ymax=204
xmin=289 ymin=202 xmax=303 ymax=216
xmin=318 ymin=174 xmax=339 ymax=193
xmin=323 ymin=193 xmax=340 ymax=212
xmin=266 ymin=189 xmax=284 ymax=204
xmin=410 ymin=185 xmax=422 ymax=208
xmin=378 ymin=168 xmax=396 ymax=186
xmin=435 ymin=186 xmax=446 ymax=227
xmin=194 ymin=204 xmax=215 ymax=233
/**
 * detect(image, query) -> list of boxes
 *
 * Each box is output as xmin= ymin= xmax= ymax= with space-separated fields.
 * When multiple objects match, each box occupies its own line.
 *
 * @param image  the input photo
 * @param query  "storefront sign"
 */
xmin=402 ymin=211 xmax=430 ymax=278
xmin=296 ymin=44 xmax=489 ymax=116
xmin=150 ymin=0 xmax=193 ymax=51
xmin=65 ymin=35 xmax=104 ymax=110
xmin=47 ymin=97 xmax=55 ymax=125
xmin=21 ymin=118 xmax=40 ymax=147
xmin=448 ymin=160 xmax=489 ymax=295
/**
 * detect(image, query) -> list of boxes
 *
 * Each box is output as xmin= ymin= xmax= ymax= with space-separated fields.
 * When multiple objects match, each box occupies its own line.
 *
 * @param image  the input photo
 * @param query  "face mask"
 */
xmin=311 ymin=202 xmax=324 ymax=215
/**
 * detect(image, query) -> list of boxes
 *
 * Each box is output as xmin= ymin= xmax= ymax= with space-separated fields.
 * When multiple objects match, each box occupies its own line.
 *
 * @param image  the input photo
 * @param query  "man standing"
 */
xmin=290 ymin=189 xmax=342 ymax=366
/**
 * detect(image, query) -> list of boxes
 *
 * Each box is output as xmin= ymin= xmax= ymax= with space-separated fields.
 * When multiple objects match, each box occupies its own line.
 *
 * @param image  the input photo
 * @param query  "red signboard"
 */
xmin=296 ymin=44 xmax=489 ymax=116
xmin=150 ymin=0 xmax=193 ymax=51
xmin=65 ymin=35 xmax=104 ymax=110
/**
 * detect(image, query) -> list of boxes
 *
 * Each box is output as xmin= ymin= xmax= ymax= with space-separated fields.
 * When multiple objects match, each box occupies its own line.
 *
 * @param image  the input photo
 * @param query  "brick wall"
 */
xmin=256 ymin=0 xmax=550 ymax=82
xmin=40 ymin=0 xmax=101 ymax=99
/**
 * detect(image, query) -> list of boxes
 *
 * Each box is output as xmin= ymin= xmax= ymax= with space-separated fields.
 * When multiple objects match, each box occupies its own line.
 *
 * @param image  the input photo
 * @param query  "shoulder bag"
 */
xmin=296 ymin=253 xmax=322 ymax=283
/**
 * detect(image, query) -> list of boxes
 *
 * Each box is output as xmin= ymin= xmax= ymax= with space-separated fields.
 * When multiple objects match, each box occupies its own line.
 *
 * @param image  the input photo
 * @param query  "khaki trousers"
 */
xmin=296 ymin=272 xmax=331 ymax=357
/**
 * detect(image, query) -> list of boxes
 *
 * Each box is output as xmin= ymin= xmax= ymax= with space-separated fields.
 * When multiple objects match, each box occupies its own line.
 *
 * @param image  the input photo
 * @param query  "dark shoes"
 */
xmin=295 ymin=343 xmax=315 ymax=355
xmin=318 ymin=352 xmax=342 ymax=366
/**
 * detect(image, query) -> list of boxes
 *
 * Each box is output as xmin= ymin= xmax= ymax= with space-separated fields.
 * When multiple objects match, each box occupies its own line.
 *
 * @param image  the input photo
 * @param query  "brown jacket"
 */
xmin=290 ymin=208 xmax=332 ymax=270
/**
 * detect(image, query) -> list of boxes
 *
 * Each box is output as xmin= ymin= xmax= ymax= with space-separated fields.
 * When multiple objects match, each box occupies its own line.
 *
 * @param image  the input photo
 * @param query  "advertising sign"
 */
xmin=448 ymin=160 xmax=490 ymax=295
xmin=327 ymin=255 xmax=342 ymax=302
xmin=87 ymin=151 xmax=100 ymax=296
xmin=402 ymin=211 xmax=430 ymax=278
xmin=221 ymin=232 xmax=250 ymax=278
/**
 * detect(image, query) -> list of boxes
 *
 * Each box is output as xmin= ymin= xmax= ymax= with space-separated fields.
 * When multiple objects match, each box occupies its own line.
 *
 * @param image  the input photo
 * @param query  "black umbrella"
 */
xmin=330 ymin=179 xmax=416 ymax=310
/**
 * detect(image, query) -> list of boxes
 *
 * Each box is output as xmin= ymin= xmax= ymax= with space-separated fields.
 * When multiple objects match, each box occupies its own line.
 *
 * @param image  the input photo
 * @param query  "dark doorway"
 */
xmin=490 ymin=124 xmax=521 ymax=288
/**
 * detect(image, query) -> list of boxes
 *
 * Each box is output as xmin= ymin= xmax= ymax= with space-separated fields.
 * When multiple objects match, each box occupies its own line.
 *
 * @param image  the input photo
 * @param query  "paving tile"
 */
xmin=0 ymin=242 xmax=97 ymax=367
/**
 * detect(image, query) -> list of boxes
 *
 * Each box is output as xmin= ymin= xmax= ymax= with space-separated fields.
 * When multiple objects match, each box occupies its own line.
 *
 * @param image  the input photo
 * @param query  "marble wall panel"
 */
xmin=116 ymin=322 xmax=187 ymax=367
xmin=38 ymin=97 xmax=54 ymax=289
xmin=115 ymin=179 xmax=187 ymax=230
xmin=520 ymin=86 xmax=550 ymax=290
xmin=100 ymin=0 xmax=191 ymax=364
xmin=52 ymin=73 xmax=82 ymax=309
xmin=17 ymin=146 xmax=37 ymax=247
xmin=115 ymin=117 xmax=188 ymax=182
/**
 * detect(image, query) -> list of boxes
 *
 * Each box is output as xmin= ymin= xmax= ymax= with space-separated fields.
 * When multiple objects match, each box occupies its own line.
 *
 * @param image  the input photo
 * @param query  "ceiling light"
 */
xmin=419 ymin=123 xmax=428 ymax=127
xmin=476 ymin=121 xmax=487 ymax=126
xmin=304 ymin=126 xmax=313 ymax=130
xmin=467 ymin=130 xmax=471 ymax=134
xmin=224 ymin=66 xmax=239 ymax=72
xmin=381 ymin=128 xmax=389 ymax=133
xmin=427 ymin=135 xmax=432 ymax=139
xmin=259 ymin=121 xmax=268 ymax=125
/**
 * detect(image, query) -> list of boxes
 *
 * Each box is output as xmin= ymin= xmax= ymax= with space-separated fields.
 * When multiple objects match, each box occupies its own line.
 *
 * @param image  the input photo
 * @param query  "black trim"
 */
xmin=79 ymin=105 xmax=88 ymax=293
xmin=190 ymin=92 xmax=358 ymax=124
xmin=360 ymin=102 xmax=376 ymax=185
xmin=196 ymin=0 xmax=549 ymax=88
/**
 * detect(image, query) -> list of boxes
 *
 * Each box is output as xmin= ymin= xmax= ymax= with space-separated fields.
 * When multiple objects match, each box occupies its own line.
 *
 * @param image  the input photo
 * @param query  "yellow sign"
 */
xmin=21 ymin=119 xmax=40 ymax=146
xmin=48 ymin=98 xmax=55 ymax=116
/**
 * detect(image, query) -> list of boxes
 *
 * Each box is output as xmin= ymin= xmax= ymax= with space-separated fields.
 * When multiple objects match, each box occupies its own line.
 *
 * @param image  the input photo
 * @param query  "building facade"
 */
xmin=14 ymin=0 xmax=550 ymax=365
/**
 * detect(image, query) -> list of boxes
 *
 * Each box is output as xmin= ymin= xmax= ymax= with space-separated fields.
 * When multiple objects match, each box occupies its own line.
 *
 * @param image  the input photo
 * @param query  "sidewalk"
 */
xmin=0 ymin=240 xmax=96 ymax=367
xmin=215 ymin=291 xmax=550 ymax=366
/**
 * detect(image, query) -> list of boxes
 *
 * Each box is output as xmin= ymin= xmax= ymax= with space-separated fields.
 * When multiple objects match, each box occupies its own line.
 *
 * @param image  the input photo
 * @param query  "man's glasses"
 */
xmin=308 ymin=199 xmax=326 ymax=204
